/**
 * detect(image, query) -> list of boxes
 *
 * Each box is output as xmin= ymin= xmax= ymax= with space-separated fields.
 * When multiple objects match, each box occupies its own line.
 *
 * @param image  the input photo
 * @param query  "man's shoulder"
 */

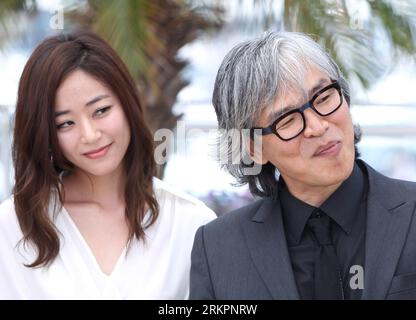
xmin=193 ymin=198 xmax=269 ymax=253
xmin=361 ymin=161 xmax=416 ymax=205
xmin=390 ymin=177 xmax=416 ymax=201
xmin=362 ymin=160 xmax=416 ymax=199
xmin=202 ymin=198 xmax=266 ymax=233
xmin=391 ymin=176 xmax=416 ymax=190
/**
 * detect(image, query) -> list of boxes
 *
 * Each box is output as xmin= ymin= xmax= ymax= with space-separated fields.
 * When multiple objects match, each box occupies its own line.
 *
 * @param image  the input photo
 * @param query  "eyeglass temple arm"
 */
xmin=250 ymin=127 xmax=273 ymax=137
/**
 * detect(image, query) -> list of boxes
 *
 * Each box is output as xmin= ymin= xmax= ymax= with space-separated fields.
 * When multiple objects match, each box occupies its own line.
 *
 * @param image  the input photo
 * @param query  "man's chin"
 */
xmin=315 ymin=162 xmax=354 ymax=186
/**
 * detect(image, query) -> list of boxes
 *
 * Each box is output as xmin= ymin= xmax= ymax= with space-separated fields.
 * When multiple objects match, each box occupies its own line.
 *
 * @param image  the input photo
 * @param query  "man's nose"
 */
xmin=80 ymin=119 xmax=101 ymax=144
xmin=303 ymin=109 xmax=329 ymax=138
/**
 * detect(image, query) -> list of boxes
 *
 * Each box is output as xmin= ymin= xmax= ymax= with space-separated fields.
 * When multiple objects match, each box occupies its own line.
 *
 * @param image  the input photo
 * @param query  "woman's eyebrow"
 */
xmin=55 ymin=94 xmax=110 ymax=117
xmin=85 ymin=94 xmax=110 ymax=106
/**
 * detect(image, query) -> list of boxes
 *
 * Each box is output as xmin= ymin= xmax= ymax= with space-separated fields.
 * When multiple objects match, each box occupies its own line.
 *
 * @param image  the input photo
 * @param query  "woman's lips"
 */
xmin=313 ymin=141 xmax=342 ymax=157
xmin=83 ymin=143 xmax=112 ymax=159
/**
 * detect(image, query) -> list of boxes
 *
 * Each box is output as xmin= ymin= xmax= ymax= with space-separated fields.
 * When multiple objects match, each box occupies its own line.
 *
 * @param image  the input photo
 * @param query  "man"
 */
xmin=190 ymin=31 xmax=416 ymax=300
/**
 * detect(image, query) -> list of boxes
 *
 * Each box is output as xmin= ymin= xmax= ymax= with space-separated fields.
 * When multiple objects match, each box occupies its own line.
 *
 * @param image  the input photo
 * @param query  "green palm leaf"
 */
xmin=0 ymin=0 xmax=36 ymax=50
xmin=245 ymin=0 xmax=416 ymax=89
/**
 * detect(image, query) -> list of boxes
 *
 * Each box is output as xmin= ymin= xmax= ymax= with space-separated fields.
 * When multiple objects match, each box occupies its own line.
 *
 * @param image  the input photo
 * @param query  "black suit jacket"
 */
xmin=190 ymin=161 xmax=416 ymax=299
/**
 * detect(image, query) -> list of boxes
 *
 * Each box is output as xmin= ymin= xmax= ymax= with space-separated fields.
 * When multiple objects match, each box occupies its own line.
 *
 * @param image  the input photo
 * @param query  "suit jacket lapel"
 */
xmin=241 ymin=198 xmax=299 ymax=299
xmin=361 ymin=162 xmax=416 ymax=299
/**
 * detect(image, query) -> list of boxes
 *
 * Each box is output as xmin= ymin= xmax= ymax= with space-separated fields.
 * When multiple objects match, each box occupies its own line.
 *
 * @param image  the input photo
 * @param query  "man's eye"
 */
xmin=94 ymin=106 xmax=111 ymax=116
xmin=316 ymin=94 xmax=330 ymax=105
xmin=276 ymin=116 xmax=295 ymax=130
xmin=56 ymin=121 xmax=74 ymax=130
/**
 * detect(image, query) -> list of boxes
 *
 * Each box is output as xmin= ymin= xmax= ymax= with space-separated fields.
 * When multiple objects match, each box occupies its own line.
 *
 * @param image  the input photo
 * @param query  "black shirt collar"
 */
xmin=280 ymin=161 xmax=366 ymax=245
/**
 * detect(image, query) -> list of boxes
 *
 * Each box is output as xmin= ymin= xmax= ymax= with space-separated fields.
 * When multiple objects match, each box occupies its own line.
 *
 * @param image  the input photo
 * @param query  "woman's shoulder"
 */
xmin=0 ymin=195 xmax=61 ymax=237
xmin=152 ymin=177 xmax=217 ymax=224
xmin=0 ymin=197 xmax=23 ymax=241
xmin=0 ymin=197 xmax=16 ymax=223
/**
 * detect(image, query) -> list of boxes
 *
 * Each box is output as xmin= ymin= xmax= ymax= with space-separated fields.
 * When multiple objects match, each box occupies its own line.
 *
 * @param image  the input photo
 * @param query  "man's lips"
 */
xmin=313 ymin=141 xmax=341 ymax=157
xmin=83 ymin=143 xmax=112 ymax=158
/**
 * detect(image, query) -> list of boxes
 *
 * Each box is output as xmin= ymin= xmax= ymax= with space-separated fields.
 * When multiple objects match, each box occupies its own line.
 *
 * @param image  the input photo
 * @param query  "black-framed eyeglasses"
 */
xmin=251 ymin=80 xmax=343 ymax=141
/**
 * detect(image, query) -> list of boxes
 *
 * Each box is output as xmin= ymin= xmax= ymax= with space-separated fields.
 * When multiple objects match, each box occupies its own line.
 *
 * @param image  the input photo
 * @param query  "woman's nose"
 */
xmin=80 ymin=119 xmax=102 ymax=144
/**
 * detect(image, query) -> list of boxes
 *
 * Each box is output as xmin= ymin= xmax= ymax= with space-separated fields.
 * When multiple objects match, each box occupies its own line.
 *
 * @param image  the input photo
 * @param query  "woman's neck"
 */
xmin=62 ymin=166 xmax=126 ymax=210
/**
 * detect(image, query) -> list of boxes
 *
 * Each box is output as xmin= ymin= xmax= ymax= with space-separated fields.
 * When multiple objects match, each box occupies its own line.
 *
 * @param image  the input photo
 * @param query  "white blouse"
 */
xmin=0 ymin=178 xmax=216 ymax=300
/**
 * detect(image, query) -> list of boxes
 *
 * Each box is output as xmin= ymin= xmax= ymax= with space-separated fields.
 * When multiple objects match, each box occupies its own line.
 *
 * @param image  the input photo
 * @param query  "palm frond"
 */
xmin=246 ymin=0 xmax=416 ymax=89
xmin=0 ymin=0 xmax=36 ymax=50
xmin=368 ymin=0 xmax=416 ymax=55
xmin=282 ymin=0 xmax=400 ymax=88
xmin=90 ymin=0 xmax=160 ymax=79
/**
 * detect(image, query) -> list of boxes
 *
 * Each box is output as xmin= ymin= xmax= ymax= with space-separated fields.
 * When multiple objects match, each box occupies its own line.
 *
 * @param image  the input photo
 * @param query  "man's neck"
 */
xmin=283 ymin=179 xmax=344 ymax=207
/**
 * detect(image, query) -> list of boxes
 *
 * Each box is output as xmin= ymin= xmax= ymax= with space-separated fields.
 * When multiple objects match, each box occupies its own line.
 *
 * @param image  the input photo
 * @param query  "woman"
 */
xmin=0 ymin=30 xmax=216 ymax=299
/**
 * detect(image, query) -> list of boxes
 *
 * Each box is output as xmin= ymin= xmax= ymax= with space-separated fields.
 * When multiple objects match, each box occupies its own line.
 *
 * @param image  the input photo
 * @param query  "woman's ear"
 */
xmin=246 ymin=134 xmax=268 ymax=165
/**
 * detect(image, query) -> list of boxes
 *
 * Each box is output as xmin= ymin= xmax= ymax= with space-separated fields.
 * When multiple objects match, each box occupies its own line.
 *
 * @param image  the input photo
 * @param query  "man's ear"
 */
xmin=246 ymin=134 xmax=268 ymax=165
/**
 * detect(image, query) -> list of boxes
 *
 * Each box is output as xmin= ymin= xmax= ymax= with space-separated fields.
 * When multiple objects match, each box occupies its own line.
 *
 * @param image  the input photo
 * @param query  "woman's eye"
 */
xmin=94 ymin=106 xmax=111 ymax=116
xmin=56 ymin=121 xmax=74 ymax=130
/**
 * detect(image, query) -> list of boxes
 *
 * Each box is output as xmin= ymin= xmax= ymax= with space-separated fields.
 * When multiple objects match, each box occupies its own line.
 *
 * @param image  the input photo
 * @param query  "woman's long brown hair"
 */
xmin=13 ymin=30 xmax=159 ymax=268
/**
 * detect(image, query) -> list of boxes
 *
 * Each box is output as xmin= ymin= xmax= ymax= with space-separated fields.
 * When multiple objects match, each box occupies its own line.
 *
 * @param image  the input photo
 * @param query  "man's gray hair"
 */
xmin=212 ymin=31 xmax=359 ymax=197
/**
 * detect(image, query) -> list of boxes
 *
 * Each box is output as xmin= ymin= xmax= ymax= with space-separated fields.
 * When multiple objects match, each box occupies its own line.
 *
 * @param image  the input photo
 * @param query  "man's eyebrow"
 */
xmin=55 ymin=94 xmax=110 ymax=117
xmin=309 ymin=78 xmax=330 ymax=97
xmin=267 ymin=105 xmax=297 ymax=123
xmin=266 ymin=78 xmax=332 ymax=123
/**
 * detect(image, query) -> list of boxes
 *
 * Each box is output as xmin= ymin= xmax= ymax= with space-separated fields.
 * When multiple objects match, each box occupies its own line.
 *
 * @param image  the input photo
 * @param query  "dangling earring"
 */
xmin=49 ymin=148 xmax=54 ymax=164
